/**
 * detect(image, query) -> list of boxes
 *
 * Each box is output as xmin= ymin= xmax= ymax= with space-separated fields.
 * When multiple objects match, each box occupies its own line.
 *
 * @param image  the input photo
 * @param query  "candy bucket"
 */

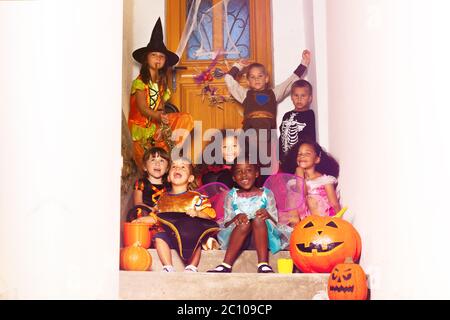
xmin=123 ymin=222 xmax=152 ymax=249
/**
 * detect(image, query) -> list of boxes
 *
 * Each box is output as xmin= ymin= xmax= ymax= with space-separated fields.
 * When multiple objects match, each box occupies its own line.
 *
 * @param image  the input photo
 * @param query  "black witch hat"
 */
xmin=132 ymin=17 xmax=179 ymax=67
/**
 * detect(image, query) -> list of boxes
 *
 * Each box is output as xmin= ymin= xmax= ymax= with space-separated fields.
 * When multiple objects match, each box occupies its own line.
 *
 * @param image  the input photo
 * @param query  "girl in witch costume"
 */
xmin=152 ymin=157 xmax=219 ymax=272
xmin=129 ymin=17 xmax=194 ymax=169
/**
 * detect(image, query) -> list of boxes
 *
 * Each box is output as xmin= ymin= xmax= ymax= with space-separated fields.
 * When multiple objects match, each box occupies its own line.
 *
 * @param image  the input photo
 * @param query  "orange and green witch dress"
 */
xmin=128 ymin=76 xmax=194 ymax=169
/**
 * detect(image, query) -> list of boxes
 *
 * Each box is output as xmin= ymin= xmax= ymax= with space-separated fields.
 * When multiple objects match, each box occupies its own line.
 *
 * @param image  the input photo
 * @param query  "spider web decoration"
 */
xmin=176 ymin=0 xmax=250 ymax=60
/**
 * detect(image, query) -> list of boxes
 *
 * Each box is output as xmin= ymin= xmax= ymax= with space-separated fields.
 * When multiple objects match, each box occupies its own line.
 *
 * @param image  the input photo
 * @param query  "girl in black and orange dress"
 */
xmin=126 ymin=147 xmax=170 ymax=223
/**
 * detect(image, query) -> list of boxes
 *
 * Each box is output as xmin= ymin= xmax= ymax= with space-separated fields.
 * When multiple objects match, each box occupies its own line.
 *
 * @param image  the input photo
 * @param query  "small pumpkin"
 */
xmin=328 ymin=257 xmax=368 ymax=300
xmin=120 ymin=242 xmax=152 ymax=271
xmin=289 ymin=208 xmax=362 ymax=273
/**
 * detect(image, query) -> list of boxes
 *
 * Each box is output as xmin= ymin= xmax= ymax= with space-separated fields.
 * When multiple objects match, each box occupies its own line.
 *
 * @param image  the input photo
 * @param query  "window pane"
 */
xmin=224 ymin=0 xmax=250 ymax=59
xmin=186 ymin=0 xmax=213 ymax=60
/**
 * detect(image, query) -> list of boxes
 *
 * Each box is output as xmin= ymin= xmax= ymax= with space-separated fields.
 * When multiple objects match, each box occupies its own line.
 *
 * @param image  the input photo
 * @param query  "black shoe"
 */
xmin=207 ymin=264 xmax=232 ymax=273
xmin=257 ymin=264 xmax=274 ymax=273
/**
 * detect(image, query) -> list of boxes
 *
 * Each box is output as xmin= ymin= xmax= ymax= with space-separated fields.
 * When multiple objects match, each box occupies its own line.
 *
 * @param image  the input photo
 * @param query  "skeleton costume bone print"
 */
xmin=278 ymin=109 xmax=316 ymax=164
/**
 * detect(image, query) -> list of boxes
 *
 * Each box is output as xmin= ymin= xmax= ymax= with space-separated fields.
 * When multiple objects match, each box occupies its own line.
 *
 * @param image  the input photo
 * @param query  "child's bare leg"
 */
xmin=223 ymin=223 xmax=252 ymax=266
xmin=188 ymin=246 xmax=202 ymax=267
xmin=155 ymin=238 xmax=173 ymax=267
xmin=251 ymin=217 xmax=269 ymax=263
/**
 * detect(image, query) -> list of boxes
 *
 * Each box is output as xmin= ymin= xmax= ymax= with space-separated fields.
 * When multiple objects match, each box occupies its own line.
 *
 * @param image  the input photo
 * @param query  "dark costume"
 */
xmin=200 ymin=164 xmax=234 ymax=189
xmin=126 ymin=178 xmax=166 ymax=222
xmin=155 ymin=191 xmax=219 ymax=262
xmin=279 ymin=109 xmax=316 ymax=164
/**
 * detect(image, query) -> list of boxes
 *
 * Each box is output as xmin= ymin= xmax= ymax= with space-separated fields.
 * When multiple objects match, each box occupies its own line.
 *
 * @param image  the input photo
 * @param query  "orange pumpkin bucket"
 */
xmin=123 ymin=222 xmax=152 ymax=249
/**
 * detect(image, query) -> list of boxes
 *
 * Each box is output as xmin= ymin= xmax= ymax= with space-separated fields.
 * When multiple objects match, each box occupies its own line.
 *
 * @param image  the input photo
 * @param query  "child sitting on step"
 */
xmin=208 ymin=157 xmax=291 ymax=273
xmin=127 ymin=147 xmax=170 ymax=224
xmin=153 ymin=157 xmax=218 ymax=272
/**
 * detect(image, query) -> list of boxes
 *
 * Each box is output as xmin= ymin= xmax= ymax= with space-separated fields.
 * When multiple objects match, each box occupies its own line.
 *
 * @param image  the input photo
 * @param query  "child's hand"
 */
xmin=255 ymin=209 xmax=270 ymax=221
xmin=132 ymin=215 xmax=157 ymax=224
xmin=238 ymin=59 xmax=251 ymax=67
xmin=154 ymin=111 xmax=169 ymax=124
xmin=301 ymin=49 xmax=311 ymax=66
xmin=160 ymin=113 xmax=169 ymax=125
xmin=186 ymin=209 xmax=199 ymax=218
xmin=234 ymin=213 xmax=249 ymax=226
xmin=295 ymin=166 xmax=305 ymax=178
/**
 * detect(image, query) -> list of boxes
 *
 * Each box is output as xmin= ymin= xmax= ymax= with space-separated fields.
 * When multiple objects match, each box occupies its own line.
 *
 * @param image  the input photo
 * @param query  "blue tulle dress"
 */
xmin=217 ymin=187 xmax=292 ymax=254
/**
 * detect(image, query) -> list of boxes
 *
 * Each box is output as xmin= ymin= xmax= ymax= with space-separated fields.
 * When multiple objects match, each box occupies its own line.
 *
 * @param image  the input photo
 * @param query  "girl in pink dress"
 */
xmin=293 ymin=140 xmax=341 ymax=218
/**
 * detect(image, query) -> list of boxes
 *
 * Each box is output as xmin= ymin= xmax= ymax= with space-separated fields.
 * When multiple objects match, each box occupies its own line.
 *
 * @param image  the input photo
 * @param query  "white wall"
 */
xmin=327 ymin=0 xmax=450 ymax=299
xmin=0 ymin=0 xmax=123 ymax=299
xmin=273 ymin=0 xmax=328 ymax=148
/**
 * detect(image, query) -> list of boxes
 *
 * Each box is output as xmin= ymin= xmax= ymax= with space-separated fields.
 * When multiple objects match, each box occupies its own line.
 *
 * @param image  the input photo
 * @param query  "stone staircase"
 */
xmin=119 ymin=249 xmax=330 ymax=300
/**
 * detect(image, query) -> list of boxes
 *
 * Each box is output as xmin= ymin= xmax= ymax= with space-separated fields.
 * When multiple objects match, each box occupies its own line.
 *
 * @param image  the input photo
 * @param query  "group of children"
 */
xmin=125 ymin=18 xmax=341 ymax=273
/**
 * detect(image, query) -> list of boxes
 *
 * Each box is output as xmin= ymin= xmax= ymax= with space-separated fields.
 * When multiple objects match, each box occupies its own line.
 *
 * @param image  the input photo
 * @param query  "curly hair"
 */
xmin=280 ymin=139 xmax=339 ymax=178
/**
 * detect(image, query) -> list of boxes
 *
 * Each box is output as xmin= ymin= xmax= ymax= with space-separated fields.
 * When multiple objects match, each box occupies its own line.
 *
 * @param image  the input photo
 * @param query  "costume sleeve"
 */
xmin=264 ymin=188 xmax=279 ymax=224
xmin=307 ymin=110 xmax=316 ymax=142
xmin=224 ymin=64 xmax=248 ymax=104
xmin=222 ymin=190 xmax=238 ymax=227
xmin=194 ymin=194 xmax=216 ymax=219
xmin=163 ymin=88 xmax=171 ymax=103
xmin=131 ymin=78 xmax=146 ymax=95
xmin=321 ymin=175 xmax=338 ymax=185
xmin=134 ymin=179 xmax=145 ymax=191
xmin=273 ymin=64 xmax=308 ymax=103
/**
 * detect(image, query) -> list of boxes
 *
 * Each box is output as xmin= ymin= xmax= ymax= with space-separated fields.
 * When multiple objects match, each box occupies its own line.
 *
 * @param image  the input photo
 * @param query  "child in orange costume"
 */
xmin=129 ymin=18 xmax=193 ymax=169
xmin=153 ymin=158 xmax=218 ymax=272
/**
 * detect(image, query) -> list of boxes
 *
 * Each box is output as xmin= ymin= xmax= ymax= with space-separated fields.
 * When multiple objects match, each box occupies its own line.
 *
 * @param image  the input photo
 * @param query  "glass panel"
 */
xmin=224 ymin=0 xmax=250 ymax=59
xmin=186 ymin=0 xmax=214 ymax=60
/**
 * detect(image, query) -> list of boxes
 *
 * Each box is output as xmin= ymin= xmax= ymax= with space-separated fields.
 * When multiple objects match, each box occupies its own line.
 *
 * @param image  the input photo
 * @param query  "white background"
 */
xmin=1 ymin=0 xmax=450 ymax=299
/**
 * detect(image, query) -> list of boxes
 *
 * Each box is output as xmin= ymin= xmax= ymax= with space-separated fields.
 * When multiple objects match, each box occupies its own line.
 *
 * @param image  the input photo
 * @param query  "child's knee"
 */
xmin=154 ymin=237 xmax=169 ymax=248
xmin=251 ymin=217 xmax=266 ymax=228
xmin=235 ymin=223 xmax=252 ymax=233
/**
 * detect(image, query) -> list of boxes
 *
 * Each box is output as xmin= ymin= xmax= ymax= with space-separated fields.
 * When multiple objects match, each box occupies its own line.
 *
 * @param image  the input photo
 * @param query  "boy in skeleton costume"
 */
xmin=279 ymin=79 xmax=316 ymax=166
xmin=224 ymin=50 xmax=311 ymax=184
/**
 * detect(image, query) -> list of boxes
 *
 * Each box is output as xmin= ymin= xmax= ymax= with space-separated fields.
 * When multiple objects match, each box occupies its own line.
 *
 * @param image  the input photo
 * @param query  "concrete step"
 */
xmin=146 ymin=249 xmax=292 ymax=273
xmin=119 ymin=271 xmax=329 ymax=300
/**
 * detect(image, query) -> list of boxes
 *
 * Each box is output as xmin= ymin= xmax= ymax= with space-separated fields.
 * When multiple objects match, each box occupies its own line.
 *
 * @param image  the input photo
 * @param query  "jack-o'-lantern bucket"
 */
xmin=123 ymin=222 xmax=152 ymax=249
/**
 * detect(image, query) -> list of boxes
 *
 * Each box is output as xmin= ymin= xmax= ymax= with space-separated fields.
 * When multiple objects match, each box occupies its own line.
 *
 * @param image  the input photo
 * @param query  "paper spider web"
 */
xmin=176 ymin=0 xmax=247 ymax=60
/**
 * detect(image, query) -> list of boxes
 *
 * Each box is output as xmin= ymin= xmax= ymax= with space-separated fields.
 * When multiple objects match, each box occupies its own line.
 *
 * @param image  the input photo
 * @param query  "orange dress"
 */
xmin=128 ymin=76 xmax=194 ymax=168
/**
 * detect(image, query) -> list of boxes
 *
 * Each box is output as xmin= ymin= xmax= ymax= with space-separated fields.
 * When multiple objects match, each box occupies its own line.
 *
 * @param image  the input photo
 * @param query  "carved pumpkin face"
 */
xmin=120 ymin=242 xmax=152 ymax=271
xmin=328 ymin=259 xmax=368 ymax=300
xmin=289 ymin=215 xmax=362 ymax=273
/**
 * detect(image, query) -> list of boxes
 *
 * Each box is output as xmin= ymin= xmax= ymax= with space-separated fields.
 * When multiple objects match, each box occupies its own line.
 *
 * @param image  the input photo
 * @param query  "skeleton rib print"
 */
xmin=281 ymin=113 xmax=307 ymax=153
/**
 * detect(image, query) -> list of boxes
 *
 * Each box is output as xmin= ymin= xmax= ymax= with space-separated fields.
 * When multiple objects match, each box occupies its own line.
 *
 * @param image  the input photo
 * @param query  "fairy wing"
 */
xmin=263 ymin=173 xmax=306 ymax=225
xmin=196 ymin=182 xmax=230 ymax=225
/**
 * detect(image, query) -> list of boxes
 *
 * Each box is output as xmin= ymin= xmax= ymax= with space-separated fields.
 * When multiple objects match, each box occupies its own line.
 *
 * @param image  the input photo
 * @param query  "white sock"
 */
xmin=162 ymin=265 xmax=175 ymax=272
xmin=184 ymin=265 xmax=198 ymax=272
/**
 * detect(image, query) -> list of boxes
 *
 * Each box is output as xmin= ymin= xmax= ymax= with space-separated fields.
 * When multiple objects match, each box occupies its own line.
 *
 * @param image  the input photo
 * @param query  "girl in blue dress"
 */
xmin=208 ymin=158 xmax=292 ymax=273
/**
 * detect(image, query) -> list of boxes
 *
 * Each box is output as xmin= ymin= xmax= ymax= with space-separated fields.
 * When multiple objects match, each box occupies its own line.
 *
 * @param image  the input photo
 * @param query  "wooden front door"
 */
xmin=166 ymin=0 xmax=273 ymax=139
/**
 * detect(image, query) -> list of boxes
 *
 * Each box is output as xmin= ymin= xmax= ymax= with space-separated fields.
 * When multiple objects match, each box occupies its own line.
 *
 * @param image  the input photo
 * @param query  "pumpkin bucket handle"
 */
xmin=335 ymin=207 xmax=348 ymax=218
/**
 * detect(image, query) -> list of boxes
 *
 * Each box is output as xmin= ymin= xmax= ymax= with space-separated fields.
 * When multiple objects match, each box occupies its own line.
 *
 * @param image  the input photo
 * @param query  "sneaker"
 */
xmin=257 ymin=263 xmax=274 ymax=273
xmin=184 ymin=265 xmax=198 ymax=272
xmin=162 ymin=265 xmax=175 ymax=272
xmin=207 ymin=263 xmax=232 ymax=273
